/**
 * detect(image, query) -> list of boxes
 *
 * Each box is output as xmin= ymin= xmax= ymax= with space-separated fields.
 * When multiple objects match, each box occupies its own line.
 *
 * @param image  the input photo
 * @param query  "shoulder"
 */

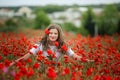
xmin=36 ymin=42 xmax=43 ymax=47
xmin=31 ymin=42 xmax=43 ymax=49
xmin=29 ymin=42 xmax=43 ymax=55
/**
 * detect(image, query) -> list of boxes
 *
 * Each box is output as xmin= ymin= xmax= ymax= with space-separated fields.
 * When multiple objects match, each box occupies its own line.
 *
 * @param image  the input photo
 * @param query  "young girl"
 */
xmin=10 ymin=24 xmax=89 ymax=67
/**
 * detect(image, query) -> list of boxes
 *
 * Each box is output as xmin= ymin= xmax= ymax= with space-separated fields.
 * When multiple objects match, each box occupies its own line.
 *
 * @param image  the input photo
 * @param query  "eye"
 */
xmin=54 ymin=33 xmax=58 ymax=35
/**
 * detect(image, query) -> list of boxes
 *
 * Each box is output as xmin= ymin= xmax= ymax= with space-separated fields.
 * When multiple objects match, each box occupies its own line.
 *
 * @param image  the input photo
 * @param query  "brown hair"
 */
xmin=40 ymin=24 xmax=65 ymax=51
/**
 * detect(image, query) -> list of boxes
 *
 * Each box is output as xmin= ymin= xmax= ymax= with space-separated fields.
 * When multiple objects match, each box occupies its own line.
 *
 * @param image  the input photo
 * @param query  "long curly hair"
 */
xmin=40 ymin=24 xmax=66 ymax=51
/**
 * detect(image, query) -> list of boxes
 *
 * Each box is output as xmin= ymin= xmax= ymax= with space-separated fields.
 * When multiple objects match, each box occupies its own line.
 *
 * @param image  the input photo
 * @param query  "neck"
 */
xmin=48 ymin=41 xmax=55 ymax=46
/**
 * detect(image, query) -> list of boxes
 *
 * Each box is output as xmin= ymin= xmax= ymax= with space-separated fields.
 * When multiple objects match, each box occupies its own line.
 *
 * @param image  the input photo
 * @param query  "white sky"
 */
xmin=0 ymin=0 xmax=120 ymax=7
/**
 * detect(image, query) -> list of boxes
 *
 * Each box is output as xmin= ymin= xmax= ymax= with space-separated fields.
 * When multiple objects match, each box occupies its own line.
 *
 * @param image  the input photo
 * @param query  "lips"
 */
xmin=51 ymin=37 xmax=55 ymax=39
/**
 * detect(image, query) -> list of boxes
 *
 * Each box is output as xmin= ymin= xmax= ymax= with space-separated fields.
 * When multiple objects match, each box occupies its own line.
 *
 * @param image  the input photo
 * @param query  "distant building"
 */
xmin=0 ymin=6 xmax=35 ymax=19
xmin=48 ymin=8 xmax=82 ymax=27
xmin=48 ymin=7 xmax=102 ymax=27
xmin=93 ymin=8 xmax=102 ymax=16
xmin=0 ymin=6 xmax=102 ymax=27
xmin=17 ymin=6 xmax=33 ymax=18
xmin=0 ymin=8 xmax=14 ymax=18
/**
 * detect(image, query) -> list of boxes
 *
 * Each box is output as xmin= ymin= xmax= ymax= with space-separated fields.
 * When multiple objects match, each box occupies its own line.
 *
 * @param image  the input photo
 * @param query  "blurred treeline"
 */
xmin=0 ymin=4 xmax=120 ymax=36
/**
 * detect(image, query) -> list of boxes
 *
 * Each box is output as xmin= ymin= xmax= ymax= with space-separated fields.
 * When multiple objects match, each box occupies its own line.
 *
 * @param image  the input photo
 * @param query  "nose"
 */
xmin=51 ymin=33 xmax=55 ymax=36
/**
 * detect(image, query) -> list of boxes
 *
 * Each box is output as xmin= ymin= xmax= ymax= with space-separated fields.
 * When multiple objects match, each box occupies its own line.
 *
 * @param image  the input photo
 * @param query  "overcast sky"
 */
xmin=0 ymin=0 xmax=120 ymax=7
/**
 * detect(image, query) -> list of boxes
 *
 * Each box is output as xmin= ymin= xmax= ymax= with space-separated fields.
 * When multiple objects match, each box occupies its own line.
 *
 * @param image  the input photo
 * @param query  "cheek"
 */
xmin=49 ymin=34 xmax=52 ymax=37
xmin=55 ymin=34 xmax=58 ymax=38
xmin=48 ymin=35 xmax=51 ymax=39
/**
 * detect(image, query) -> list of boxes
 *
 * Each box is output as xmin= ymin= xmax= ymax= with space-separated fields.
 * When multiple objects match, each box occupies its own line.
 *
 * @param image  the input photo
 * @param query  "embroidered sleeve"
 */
xmin=29 ymin=43 xmax=42 ymax=55
xmin=66 ymin=48 xmax=74 ymax=57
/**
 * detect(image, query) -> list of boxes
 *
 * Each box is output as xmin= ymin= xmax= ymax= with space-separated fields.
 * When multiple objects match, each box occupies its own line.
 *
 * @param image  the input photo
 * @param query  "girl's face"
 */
xmin=48 ymin=29 xmax=58 ymax=42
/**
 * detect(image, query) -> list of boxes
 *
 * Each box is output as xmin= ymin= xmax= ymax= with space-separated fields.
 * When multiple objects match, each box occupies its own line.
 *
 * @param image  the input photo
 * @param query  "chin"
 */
xmin=50 ymin=39 xmax=57 ymax=42
xmin=50 ymin=40 xmax=56 ymax=42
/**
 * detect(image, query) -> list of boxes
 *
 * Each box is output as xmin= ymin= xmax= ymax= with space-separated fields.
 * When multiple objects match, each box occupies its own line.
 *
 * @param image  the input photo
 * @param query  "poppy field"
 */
xmin=0 ymin=30 xmax=120 ymax=80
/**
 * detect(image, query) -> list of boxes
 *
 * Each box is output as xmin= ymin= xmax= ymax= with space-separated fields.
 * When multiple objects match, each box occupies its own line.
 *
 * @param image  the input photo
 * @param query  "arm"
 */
xmin=71 ymin=53 xmax=94 ymax=62
xmin=66 ymin=48 xmax=82 ymax=61
xmin=67 ymin=48 xmax=93 ymax=62
xmin=71 ymin=53 xmax=82 ymax=61
xmin=10 ymin=53 xmax=32 ymax=67
xmin=10 ymin=43 xmax=41 ymax=67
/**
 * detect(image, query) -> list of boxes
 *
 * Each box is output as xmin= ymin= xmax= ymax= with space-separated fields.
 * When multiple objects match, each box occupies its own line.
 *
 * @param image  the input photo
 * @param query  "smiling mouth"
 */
xmin=51 ymin=37 xmax=55 ymax=39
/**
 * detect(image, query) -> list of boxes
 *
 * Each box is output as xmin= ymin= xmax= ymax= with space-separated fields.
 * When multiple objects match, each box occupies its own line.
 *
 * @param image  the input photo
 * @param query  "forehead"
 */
xmin=49 ymin=29 xmax=58 ymax=33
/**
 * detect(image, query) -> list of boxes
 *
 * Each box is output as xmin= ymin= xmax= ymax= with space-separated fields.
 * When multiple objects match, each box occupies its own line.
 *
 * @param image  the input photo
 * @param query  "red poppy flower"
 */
xmin=86 ymin=68 xmax=94 ymax=76
xmin=104 ymin=76 xmax=112 ymax=80
xmin=37 ymin=55 xmax=45 ymax=61
xmin=26 ymin=58 xmax=32 ymax=63
xmin=47 ymin=49 xmax=53 ymax=55
xmin=0 ymin=63 xmax=4 ymax=69
xmin=55 ymin=41 xmax=59 ymax=47
xmin=57 ymin=62 xmax=61 ymax=66
xmin=16 ymin=61 xmax=23 ymax=68
xmin=20 ymin=67 xmax=27 ymax=74
xmin=33 ymin=62 xmax=40 ymax=69
xmin=51 ymin=53 xmax=56 ymax=58
xmin=62 ymin=68 xmax=70 ymax=75
xmin=63 ymin=55 xmax=68 ymax=59
xmin=81 ymin=57 xmax=87 ymax=62
xmin=33 ymin=44 xmax=38 ymax=49
xmin=27 ymin=67 xmax=34 ymax=78
xmin=45 ymin=29 xmax=50 ymax=35
xmin=93 ymin=75 xmax=101 ymax=80
xmin=77 ymin=71 xmax=82 ymax=76
xmin=47 ymin=67 xmax=57 ymax=79
xmin=37 ymin=50 xmax=43 ymax=55
xmin=113 ymin=77 xmax=120 ymax=80
xmin=14 ymin=73 xmax=21 ymax=80
xmin=0 ymin=55 xmax=2 ymax=60
xmin=4 ymin=59 xmax=11 ymax=66
xmin=61 ymin=44 xmax=68 ymax=51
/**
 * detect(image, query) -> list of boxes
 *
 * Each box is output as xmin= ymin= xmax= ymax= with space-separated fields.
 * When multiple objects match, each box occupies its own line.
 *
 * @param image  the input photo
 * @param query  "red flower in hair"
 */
xmin=45 ymin=29 xmax=50 ymax=34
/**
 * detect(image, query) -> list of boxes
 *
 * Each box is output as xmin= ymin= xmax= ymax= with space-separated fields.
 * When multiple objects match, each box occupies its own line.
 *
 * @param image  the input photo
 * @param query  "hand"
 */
xmin=9 ymin=62 xmax=15 ymax=67
xmin=87 ymin=59 xmax=94 ymax=62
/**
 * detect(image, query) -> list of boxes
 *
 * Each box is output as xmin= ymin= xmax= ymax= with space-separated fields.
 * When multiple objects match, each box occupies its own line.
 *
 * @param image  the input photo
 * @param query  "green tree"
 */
xmin=17 ymin=16 xmax=33 ymax=28
xmin=34 ymin=5 xmax=67 ymax=13
xmin=62 ymin=22 xmax=78 ymax=33
xmin=97 ymin=4 xmax=119 ymax=35
xmin=81 ymin=7 xmax=95 ymax=36
xmin=1 ymin=18 xmax=18 ymax=32
xmin=78 ymin=26 xmax=89 ymax=36
xmin=35 ymin=10 xmax=51 ymax=29
xmin=117 ymin=15 xmax=120 ymax=34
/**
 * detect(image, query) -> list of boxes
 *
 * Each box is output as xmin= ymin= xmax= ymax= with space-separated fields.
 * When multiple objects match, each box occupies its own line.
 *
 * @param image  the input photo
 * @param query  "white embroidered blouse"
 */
xmin=29 ymin=43 xmax=74 ymax=61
